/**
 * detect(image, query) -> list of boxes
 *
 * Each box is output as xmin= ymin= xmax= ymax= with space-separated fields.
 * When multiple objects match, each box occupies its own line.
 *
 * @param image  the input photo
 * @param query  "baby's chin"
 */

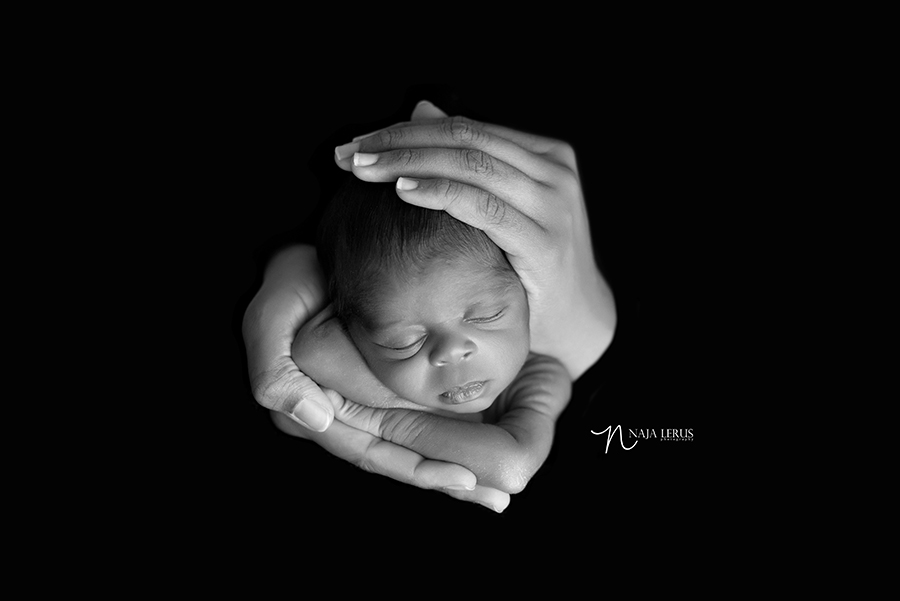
xmin=412 ymin=391 xmax=496 ymax=415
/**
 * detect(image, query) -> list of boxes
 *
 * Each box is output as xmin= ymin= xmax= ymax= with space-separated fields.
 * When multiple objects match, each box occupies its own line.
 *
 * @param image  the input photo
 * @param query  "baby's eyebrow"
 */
xmin=365 ymin=319 xmax=404 ymax=333
xmin=362 ymin=273 xmax=519 ymax=332
xmin=359 ymin=313 xmax=405 ymax=334
xmin=475 ymin=275 xmax=520 ymax=301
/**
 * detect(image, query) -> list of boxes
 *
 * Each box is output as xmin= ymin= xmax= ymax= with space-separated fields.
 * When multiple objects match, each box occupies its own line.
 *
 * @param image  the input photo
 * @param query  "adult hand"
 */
xmin=242 ymin=102 xmax=511 ymax=511
xmin=333 ymin=103 xmax=616 ymax=379
xmin=244 ymin=244 xmax=496 ymax=503
xmin=270 ymin=399 xmax=510 ymax=513
xmin=242 ymin=244 xmax=334 ymax=432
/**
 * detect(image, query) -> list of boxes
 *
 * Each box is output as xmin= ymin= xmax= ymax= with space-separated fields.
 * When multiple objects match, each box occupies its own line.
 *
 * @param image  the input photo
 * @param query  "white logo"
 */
xmin=591 ymin=425 xmax=638 ymax=453
xmin=591 ymin=426 xmax=693 ymax=453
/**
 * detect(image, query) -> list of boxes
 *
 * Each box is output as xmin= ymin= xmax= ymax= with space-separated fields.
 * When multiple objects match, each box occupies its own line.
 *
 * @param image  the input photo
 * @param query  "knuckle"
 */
xmin=462 ymin=148 xmax=495 ymax=176
xmin=393 ymin=147 xmax=419 ymax=167
xmin=357 ymin=438 xmax=383 ymax=474
xmin=436 ymin=178 xmax=463 ymax=202
xmin=555 ymin=163 xmax=581 ymax=192
xmin=477 ymin=189 xmax=506 ymax=225
xmin=552 ymin=140 xmax=577 ymax=167
xmin=445 ymin=116 xmax=482 ymax=144
xmin=376 ymin=127 xmax=400 ymax=147
xmin=556 ymin=140 xmax=575 ymax=156
xmin=249 ymin=361 xmax=295 ymax=410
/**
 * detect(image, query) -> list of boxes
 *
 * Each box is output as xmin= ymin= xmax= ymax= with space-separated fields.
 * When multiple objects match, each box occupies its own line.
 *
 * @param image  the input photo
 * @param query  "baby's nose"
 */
xmin=429 ymin=334 xmax=477 ymax=367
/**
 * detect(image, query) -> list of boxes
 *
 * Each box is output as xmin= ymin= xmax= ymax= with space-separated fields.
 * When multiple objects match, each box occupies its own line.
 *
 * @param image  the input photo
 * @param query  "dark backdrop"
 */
xmin=193 ymin=72 xmax=727 ymax=534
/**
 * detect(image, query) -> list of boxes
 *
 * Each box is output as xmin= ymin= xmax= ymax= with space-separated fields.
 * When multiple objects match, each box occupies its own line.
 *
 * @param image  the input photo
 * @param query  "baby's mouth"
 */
xmin=439 ymin=381 xmax=487 ymax=404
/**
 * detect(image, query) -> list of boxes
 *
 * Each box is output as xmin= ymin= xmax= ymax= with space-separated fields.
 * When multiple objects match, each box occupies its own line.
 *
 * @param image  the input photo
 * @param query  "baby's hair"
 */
xmin=317 ymin=176 xmax=517 ymax=330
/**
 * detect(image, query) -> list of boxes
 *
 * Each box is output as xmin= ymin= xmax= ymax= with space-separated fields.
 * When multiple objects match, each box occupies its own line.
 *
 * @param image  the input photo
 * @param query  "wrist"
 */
xmin=531 ymin=274 xmax=617 ymax=380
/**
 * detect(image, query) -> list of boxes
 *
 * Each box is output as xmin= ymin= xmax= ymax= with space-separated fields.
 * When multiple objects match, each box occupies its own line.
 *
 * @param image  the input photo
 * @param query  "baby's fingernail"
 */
xmin=353 ymin=152 xmax=378 ymax=167
xmin=396 ymin=177 xmax=418 ymax=191
xmin=334 ymin=142 xmax=359 ymax=161
xmin=289 ymin=399 xmax=330 ymax=432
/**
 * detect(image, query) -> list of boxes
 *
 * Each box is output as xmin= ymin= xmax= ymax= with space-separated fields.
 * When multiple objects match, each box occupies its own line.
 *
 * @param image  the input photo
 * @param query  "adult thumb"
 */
xmin=285 ymin=376 xmax=335 ymax=432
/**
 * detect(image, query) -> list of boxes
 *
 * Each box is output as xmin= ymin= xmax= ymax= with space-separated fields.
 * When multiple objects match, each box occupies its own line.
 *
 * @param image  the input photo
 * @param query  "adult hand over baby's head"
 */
xmin=334 ymin=103 xmax=616 ymax=379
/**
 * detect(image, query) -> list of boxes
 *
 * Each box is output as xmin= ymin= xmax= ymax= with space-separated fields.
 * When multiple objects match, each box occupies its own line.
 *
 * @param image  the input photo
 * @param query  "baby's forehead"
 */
xmin=361 ymin=259 xmax=520 ymax=326
xmin=389 ymin=257 xmax=517 ymax=295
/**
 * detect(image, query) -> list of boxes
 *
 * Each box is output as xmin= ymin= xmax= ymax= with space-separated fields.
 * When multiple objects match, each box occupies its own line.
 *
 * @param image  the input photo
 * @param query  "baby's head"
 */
xmin=317 ymin=177 xmax=530 ymax=413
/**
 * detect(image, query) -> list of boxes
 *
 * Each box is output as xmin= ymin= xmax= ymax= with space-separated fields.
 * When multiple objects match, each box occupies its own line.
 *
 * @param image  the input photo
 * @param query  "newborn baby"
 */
xmin=290 ymin=176 xmax=571 ymax=494
xmin=318 ymin=177 xmax=531 ymax=415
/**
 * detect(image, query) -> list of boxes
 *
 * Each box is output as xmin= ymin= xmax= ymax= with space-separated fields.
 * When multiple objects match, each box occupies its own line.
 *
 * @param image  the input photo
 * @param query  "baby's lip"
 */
xmin=439 ymin=381 xmax=487 ymax=405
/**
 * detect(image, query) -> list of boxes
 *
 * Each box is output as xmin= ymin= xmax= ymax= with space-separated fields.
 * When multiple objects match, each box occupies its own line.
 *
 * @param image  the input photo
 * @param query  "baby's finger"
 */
xmin=442 ymin=485 xmax=511 ymax=514
xmin=394 ymin=177 xmax=545 ymax=261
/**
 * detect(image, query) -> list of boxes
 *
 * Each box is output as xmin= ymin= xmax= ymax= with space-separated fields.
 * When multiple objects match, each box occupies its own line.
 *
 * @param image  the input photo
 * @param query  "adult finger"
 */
xmin=321 ymin=391 xmax=512 ymax=512
xmin=442 ymin=484 xmax=511 ymax=514
xmin=350 ymin=146 xmax=544 ymax=218
xmin=352 ymin=116 xmax=570 ymax=184
xmin=250 ymin=357 xmax=334 ymax=432
xmin=480 ymin=122 xmax=576 ymax=168
xmin=410 ymin=99 xmax=448 ymax=121
xmin=333 ymin=101 xmax=448 ymax=168
xmin=394 ymin=176 xmax=546 ymax=260
xmin=352 ymin=101 xmax=448 ymax=140
xmin=364 ymin=435 xmax=477 ymax=491
xmin=272 ymin=409 xmax=477 ymax=492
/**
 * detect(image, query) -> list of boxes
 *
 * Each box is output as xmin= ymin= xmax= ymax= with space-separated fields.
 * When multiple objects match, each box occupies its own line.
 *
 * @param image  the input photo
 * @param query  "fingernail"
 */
xmin=334 ymin=142 xmax=360 ymax=161
xmin=353 ymin=152 xmax=378 ymax=167
xmin=289 ymin=399 xmax=330 ymax=432
xmin=396 ymin=177 xmax=418 ymax=191
xmin=443 ymin=484 xmax=475 ymax=491
xmin=352 ymin=129 xmax=381 ymax=142
xmin=412 ymin=99 xmax=448 ymax=118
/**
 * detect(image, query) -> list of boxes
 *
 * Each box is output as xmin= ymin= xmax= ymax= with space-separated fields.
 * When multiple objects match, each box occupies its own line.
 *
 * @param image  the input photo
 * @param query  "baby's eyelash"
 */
xmin=382 ymin=337 xmax=424 ymax=352
xmin=469 ymin=310 xmax=504 ymax=324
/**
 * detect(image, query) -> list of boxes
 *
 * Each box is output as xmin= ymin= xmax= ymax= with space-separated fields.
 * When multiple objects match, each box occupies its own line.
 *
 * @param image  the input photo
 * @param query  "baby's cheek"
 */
xmin=495 ymin=329 xmax=530 ymax=382
xmin=374 ymin=360 xmax=431 ymax=404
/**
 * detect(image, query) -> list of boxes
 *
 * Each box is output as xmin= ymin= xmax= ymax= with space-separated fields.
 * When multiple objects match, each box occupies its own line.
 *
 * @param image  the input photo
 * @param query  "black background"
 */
xmin=187 ymin=69 xmax=732 ymax=535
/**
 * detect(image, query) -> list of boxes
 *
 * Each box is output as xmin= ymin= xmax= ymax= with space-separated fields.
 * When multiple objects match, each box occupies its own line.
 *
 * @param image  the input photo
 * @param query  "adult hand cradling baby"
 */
xmin=242 ymin=100 xmax=616 ymax=512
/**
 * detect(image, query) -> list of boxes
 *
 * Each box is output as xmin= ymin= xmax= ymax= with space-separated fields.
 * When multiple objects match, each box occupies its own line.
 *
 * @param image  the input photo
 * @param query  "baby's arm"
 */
xmin=293 ymin=312 xmax=571 ymax=493
xmin=350 ymin=353 xmax=572 ymax=494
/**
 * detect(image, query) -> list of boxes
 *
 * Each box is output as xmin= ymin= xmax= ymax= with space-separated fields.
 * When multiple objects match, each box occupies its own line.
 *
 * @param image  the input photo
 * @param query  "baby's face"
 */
xmin=349 ymin=258 xmax=530 ymax=413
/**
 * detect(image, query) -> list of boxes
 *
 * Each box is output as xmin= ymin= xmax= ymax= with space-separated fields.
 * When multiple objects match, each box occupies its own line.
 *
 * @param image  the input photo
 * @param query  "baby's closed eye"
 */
xmin=466 ymin=308 xmax=505 ymax=324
